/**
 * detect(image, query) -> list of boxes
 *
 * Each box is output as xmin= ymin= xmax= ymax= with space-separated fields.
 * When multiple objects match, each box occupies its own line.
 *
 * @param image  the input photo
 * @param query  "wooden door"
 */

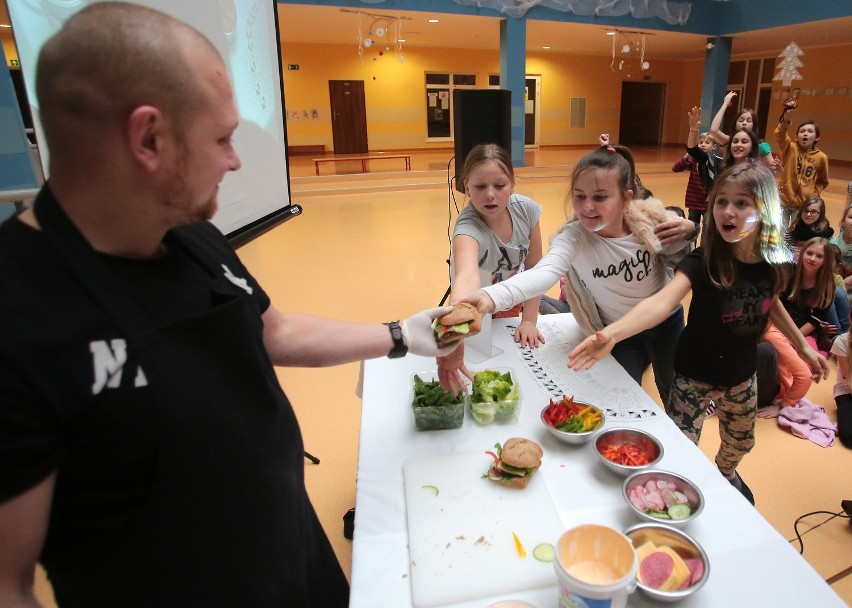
xmin=524 ymin=76 xmax=539 ymax=147
xmin=618 ymin=81 xmax=666 ymax=146
xmin=328 ymin=80 xmax=368 ymax=154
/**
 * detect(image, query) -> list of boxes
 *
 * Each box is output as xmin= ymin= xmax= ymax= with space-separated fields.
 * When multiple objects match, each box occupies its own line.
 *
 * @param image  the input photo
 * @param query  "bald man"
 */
xmin=0 ymin=3 xmax=455 ymax=606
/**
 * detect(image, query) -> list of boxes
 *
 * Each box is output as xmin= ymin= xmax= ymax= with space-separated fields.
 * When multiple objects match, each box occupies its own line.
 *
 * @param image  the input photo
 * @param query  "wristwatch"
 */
xmin=384 ymin=321 xmax=408 ymax=359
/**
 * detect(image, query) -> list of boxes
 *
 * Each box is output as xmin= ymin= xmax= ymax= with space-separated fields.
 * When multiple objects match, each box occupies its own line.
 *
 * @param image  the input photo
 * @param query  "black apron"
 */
xmin=33 ymin=191 xmax=349 ymax=607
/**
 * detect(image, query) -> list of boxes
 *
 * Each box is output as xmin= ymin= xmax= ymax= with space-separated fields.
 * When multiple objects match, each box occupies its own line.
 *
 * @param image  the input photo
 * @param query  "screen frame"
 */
xmin=5 ymin=0 xmax=301 ymax=248
xmin=225 ymin=1 xmax=300 ymax=248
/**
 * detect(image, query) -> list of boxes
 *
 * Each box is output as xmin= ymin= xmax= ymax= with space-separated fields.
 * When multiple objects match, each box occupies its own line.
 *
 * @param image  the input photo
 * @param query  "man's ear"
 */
xmin=126 ymin=106 xmax=166 ymax=172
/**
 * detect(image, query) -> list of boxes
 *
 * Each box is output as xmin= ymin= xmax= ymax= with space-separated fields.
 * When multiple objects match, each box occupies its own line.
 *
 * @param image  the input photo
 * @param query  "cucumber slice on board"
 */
xmin=533 ymin=543 xmax=555 ymax=562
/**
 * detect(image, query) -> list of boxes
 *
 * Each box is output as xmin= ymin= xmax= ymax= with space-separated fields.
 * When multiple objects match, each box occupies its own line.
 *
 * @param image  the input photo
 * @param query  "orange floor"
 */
xmin=34 ymin=146 xmax=852 ymax=605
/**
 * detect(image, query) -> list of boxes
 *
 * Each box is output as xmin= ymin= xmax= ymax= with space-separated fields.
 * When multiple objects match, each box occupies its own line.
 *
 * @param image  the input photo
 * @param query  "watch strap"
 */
xmin=384 ymin=321 xmax=408 ymax=358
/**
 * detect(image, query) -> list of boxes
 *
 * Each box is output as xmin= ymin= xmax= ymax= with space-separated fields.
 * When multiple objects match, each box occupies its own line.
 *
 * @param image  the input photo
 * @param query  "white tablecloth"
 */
xmin=350 ymin=315 xmax=844 ymax=607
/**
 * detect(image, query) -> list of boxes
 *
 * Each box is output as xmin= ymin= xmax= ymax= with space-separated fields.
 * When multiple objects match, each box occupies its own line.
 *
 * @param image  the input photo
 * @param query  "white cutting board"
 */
xmin=403 ymin=451 xmax=565 ymax=607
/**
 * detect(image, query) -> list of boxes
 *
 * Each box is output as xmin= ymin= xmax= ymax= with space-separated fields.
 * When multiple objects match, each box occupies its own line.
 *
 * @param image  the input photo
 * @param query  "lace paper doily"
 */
xmin=504 ymin=322 xmax=659 ymax=420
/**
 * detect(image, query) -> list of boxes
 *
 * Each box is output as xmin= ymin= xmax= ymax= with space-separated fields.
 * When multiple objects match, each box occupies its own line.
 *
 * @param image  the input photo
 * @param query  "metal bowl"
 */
xmin=540 ymin=400 xmax=605 ymax=445
xmin=624 ymin=523 xmax=710 ymax=602
xmin=593 ymin=427 xmax=663 ymax=476
xmin=622 ymin=470 xmax=704 ymax=527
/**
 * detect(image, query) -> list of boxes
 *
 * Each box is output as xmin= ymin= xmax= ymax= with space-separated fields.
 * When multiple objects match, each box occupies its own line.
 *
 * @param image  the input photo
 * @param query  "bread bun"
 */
xmin=434 ymin=303 xmax=482 ymax=344
xmin=501 ymin=437 xmax=543 ymax=469
xmin=439 ymin=302 xmax=478 ymax=325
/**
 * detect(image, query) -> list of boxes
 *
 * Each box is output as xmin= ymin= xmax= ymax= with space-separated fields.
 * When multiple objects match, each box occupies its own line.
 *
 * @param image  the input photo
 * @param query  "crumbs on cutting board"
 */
xmin=439 ymin=535 xmax=493 ymax=558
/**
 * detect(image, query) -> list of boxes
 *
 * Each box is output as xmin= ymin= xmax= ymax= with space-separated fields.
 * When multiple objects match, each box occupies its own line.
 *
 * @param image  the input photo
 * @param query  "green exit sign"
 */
xmin=10 ymin=59 xmax=19 ymax=67
xmin=287 ymin=64 xmax=299 ymax=71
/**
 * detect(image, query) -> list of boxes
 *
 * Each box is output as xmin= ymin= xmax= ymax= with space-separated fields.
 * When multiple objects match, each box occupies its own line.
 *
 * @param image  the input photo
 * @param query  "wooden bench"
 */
xmin=289 ymin=144 xmax=326 ymax=156
xmin=313 ymin=154 xmax=411 ymax=176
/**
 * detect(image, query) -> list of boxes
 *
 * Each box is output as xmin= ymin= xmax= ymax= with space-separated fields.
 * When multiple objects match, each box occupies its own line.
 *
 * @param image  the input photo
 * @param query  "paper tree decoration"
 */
xmin=773 ymin=41 xmax=805 ymax=87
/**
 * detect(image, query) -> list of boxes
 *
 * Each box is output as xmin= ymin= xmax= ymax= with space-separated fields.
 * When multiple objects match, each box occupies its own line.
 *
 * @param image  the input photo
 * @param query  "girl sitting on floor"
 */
xmin=786 ymin=196 xmax=833 ymax=258
xmin=781 ymin=237 xmax=845 ymax=356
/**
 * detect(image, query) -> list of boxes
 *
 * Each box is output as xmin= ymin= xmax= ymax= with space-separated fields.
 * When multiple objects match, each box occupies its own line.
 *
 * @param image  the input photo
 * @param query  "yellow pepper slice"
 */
xmin=512 ymin=531 xmax=527 ymax=558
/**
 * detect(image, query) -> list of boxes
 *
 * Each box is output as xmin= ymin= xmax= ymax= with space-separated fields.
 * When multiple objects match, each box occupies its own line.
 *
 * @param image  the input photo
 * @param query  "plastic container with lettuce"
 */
xmin=469 ymin=369 xmax=521 ymax=425
xmin=411 ymin=373 xmax=465 ymax=431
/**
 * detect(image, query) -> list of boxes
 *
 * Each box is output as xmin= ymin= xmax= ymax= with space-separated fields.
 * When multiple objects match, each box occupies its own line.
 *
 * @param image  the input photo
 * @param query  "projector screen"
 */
xmin=7 ymin=0 xmax=298 ymax=245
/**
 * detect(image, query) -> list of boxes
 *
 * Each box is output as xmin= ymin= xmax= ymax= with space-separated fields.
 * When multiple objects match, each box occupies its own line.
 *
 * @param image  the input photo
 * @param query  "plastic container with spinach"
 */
xmin=469 ymin=369 xmax=521 ymax=425
xmin=411 ymin=374 xmax=465 ymax=431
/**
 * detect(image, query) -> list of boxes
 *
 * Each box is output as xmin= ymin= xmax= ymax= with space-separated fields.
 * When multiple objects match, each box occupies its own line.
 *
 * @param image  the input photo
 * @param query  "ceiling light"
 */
xmin=397 ymin=38 xmax=406 ymax=42
xmin=542 ymin=46 xmax=551 ymax=49
xmin=606 ymin=31 xmax=616 ymax=36
xmin=0 ymin=24 xmax=12 ymax=29
xmin=428 ymin=19 xmax=439 ymax=23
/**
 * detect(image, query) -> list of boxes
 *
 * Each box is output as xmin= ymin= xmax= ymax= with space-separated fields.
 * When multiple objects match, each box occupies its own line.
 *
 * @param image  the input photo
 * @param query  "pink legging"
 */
xmin=761 ymin=324 xmax=813 ymax=407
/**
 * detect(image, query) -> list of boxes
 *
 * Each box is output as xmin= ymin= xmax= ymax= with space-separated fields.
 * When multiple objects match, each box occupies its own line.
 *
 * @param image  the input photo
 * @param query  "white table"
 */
xmin=350 ymin=315 xmax=844 ymax=607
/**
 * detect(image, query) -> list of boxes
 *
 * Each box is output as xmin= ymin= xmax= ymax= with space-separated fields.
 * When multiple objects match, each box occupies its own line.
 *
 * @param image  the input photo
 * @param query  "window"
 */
xmin=727 ymin=57 xmax=776 ymax=139
xmin=453 ymin=74 xmax=476 ymax=86
xmin=760 ymin=58 xmax=776 ymax=84
xmin=425 ymin=72 xmax=477 ymax=139
xmin=728 ymin=61 xmax=746 ymax=84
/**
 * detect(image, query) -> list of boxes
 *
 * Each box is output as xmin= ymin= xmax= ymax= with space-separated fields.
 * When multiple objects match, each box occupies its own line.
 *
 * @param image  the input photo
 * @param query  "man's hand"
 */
xmin=567 ymin=330 xmax=615 ymax=371
xmin=403 ymin=306 xmax=460 ymax=357
xmin=655 ymin=218 xmax=695 ymax=245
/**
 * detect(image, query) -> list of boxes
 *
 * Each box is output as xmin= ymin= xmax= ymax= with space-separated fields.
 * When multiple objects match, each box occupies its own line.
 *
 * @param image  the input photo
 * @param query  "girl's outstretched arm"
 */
xmin=454 ymin=289 xmax=496 ymax=315
xmin=769 ymin=297 xmax=830 ymax=381
xmin=515 ymin=221 xmax=545 ymax=348
xmin=709 ymin=91 xmax=736 ymax=146
xmin=568 ymin=271 xmax=692 ymax=370
xmin=437 ymin=235 xmax=482 ymax=392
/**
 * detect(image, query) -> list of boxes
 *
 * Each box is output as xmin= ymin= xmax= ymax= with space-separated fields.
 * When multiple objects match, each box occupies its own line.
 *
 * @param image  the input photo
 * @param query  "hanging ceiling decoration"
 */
xmin=609 ymin=29 xmax=653 ymax=74
xmin=773 ymin=41 xmax=805 ymax=88
xmin=342 ymin=9 xmax=411 ymax=65
xmin=353 ymin=0 xmax=731 ymax=25
xmin=447 ymin=0 xmax=698 ymax=24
